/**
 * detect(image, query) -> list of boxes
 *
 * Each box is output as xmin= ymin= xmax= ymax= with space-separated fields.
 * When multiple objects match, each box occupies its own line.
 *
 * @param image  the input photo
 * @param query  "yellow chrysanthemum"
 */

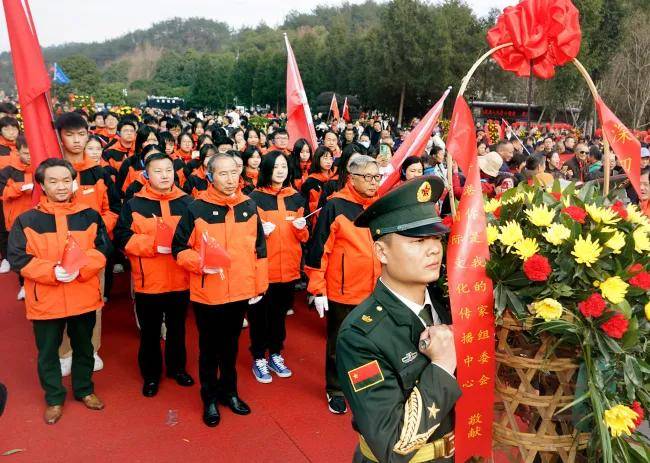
xmin=585 ymin=204 xmax=620 ymax=224
xmin=513 ymin=238 xmax=539 ymax=260
xmin=543 ymin=223 xmax=571 ymax=245
xmin=487 ymin=224 xmax=499 ymax=245
xmin=633 ymin=228 xmax=650 ymax=253
xmin=599 ymin=276 xmax=629 ymax=304
xmin=503 ymin=193 xmax=525 ymax=205
xmin=484 ymin=198 xmax=501 ymax=214
xmin=601 ymin=226 xmax=616 ymax=233
xmin=626 ymin=204 xmax=650 ymax=226
xmin=645 ymin=301 xmax=650 ymax=321
xmin=530 ymin=298 xmax=563 ymax=321
xmin=498 ymin=221 xmax=524 ymax=247
xmin=525 ymin=204 xmax=555 ymax=227
xmin=604 ymin=404 xmax=639 ymax=438
xmin=604 ymin=231 xmax=626 ymax=254
xmin=571 ymin=234 xmax=602 ymax=267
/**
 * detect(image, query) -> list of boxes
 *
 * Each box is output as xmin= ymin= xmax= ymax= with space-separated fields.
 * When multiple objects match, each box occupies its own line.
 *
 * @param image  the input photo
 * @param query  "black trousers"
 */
xmin=194 ymin=300 xmax=247 ymax=403
xmin=0 ymin=205 xmax=7 ymax=259
xmin=32 ymin=311 xmax=96 ymax=405
xmin=326 ymin=300 xmax=355 ymax=397
xmin=248 ymin=281 xmax=293 ymax=359
xmin=134 ymin=291 xmax=189 ymax=382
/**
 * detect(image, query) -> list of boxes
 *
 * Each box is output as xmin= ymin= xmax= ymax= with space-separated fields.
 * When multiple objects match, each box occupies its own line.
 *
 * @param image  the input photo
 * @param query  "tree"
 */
xmin=102 ymin=61 xmax=130 ymax=83
xmin=57 ymin=55 xmax=101 ymax=95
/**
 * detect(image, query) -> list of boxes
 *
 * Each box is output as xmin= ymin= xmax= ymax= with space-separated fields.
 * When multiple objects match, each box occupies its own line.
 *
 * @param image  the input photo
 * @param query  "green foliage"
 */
xmin=56 ymin=54 xmax=101 ymax=96
xmin=102 ymin=61 xmax=129 ymax=83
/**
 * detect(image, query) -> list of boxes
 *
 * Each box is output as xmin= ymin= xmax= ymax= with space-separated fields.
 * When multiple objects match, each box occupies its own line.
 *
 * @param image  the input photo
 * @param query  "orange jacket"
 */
xmin=0 ymin=158 xmax=33 ymax=229
xmin=300 ymin=171 xmax=336 ymax=217
xmin=249 ymin=186 xmax=308 ymax=283
xmin=7 ymin=198 xmax=111 ymax=320
xmin=102 ymin=137 xmax=135 ymax=178
xmin=183 ymin=166 xmax=210 ymax=198
xmin=70 ymin=159 xmax=121 ymax=234
xmin=172 ymin=185 xmax=268 ymax=305
xmin=115 ymin=185 xmax=192 ymax=294
xmin=0 ymin=136 xmax=18 ymax=170
xmin=305 ymin=182 xmax=380 ymax=305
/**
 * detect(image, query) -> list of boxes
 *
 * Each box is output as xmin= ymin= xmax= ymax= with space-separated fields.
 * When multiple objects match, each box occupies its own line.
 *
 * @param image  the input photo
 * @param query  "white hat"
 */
xmin=478 ymin=151 xmax=504 ymax=177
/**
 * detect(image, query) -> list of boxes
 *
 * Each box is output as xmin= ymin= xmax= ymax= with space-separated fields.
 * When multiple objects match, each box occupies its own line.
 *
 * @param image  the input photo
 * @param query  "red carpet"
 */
xmin=0 ymin=273 xmax=357 ymax=462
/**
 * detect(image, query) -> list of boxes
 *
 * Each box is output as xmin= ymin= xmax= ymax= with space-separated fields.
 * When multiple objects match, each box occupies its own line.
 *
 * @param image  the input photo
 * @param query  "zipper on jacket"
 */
xmin=201 ymin=273 xmax=206 ymax=288
xmin=138 ymin=257 xmax=145 ymax=288
xmin=341 ymin=254 xmax=345 ymax=295
xmin=33 ymin=283 xmax=38 ymax=301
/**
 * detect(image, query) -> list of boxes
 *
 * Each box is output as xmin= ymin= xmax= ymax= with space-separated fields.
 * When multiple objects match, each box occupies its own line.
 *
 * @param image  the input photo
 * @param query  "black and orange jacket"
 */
xmin=183 ymin=166 xmax=209 ymax=198
xmin=102 ymin=138 xmax=135 ymax=178
xmin=172 ymin=186 xmax=268 ymax=305
xmin=300 ymin=171 xmax=336 ymax=217
xmin=94 ymin=128 xmax=118 ymax=146
xmin=292 ymin=160 xmax=311 ymax=191
xmin=249 ymin=186 xmax=308 ymax=284
xmin=114 ymin=184 xmax=192 ymax=295
xmin=305 ymin=182 xmax=380 ymax=305
xmin=0 ymin=158 xmax=33 ymax=229
xmin=7 ymin=198 xmax=111 ymax=320
xmin=116 ymin=153 xmax=146 ymax=194
xmin=124 ymin=172 xmax=146 ymax=202
xmin=70 ymin=159 xmax=121 ymax=234
xmin=0 ymin=136 xmax=17 ymax=170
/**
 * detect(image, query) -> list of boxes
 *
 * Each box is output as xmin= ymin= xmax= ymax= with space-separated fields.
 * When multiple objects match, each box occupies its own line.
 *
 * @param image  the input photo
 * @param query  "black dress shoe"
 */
xmin=167 ymin=372 xmax=195 ymax=387
xmin=142 ymin=381 xmax=159 ymax=397
xmin=220 ymin=396 xmax=251 ymax=415
xmin=202 ymin=401 xmax=220 ymax=427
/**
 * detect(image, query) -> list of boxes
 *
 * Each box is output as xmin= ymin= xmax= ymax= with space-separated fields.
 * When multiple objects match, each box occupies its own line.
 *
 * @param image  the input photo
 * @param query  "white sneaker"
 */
xmin=242 ymin=318 xmax=249 ymax=328
xmin=112 ymin=263 xmax=124 ymax=274
xmin=93 ymin=352 xmax=104 ymax=372
xmin=60 ymin=357 xmax=72 ymax=377
xmin=286 ymin=309 xmax=294 ymax=315
xmin=17 ymin=286 xmax=25 ymax=300
xmin=0 ymin=259 xmax=10 ymax=273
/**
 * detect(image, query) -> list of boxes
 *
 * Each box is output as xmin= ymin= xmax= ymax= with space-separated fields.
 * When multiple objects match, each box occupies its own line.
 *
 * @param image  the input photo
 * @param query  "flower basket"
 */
xmin=493 ymin=311 xmax=590 ymax=462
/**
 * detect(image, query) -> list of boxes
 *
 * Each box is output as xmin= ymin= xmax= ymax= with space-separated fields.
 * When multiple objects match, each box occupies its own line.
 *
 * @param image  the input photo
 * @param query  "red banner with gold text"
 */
xmin=445 ymin=96 xmax=495 ymax=462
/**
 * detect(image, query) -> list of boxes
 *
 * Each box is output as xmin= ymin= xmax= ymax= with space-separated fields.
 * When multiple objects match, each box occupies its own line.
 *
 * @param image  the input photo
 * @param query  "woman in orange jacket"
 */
xmin=241 ymin=146 xmax=261 ymax=190
xmin=7 ymin=158 xmax=111 ymax=425
xmin=247 ymin=152 xmax=308 ymax=383
xmin=300 ymin=146 xmax=335 ymax=220
xmin=289 ymin=138 xmax=313 ymax=191
xmin=115 ymin=153 xmax=195 ymax=398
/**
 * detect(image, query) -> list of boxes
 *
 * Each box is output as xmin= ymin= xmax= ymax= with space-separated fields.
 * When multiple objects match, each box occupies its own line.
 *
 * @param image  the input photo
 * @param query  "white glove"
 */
xmin=248 ymin=295 xmax=263 ymax=305
xmin=292 ymin=217 xmax=307 ymax=230
xmin=54 ymin=265 xmax=78 ymax=283
xmin=314 ymin=296 xmax=329 ymax=318
xmin=20 ymin=183 xmax=34 ymax=191
xmin=262 ymin=221 xmax=276 ymax=236
xmin=156 ymin=246 xmax=172 ymax=254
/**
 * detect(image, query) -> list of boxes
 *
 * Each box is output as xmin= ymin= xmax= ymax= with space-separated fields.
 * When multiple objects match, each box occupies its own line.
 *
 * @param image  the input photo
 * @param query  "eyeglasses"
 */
xmin=350 ymin=173 xmax=382 ymax=183
xmin=578 ymin=150 xmax=588 ymax=154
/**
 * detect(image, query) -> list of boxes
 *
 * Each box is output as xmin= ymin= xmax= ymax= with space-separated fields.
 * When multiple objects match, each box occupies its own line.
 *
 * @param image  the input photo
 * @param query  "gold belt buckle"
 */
xmin=443 ymin=432 xmax=455 ymax=459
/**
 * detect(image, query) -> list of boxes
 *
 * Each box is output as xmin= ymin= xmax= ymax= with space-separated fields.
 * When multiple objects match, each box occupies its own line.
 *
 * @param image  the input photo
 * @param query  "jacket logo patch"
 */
xmin=348 ymin=360 xmax=384 ymax=392
xmin=212 ymin=211 xmax=219 ymax=215
xmin=401 ymin=352 xmax=418 ymax=364
xmin=82 ymin=187 xmax=95 ymax=195
xmin=361 ymin=314 xmax=373 ymax=323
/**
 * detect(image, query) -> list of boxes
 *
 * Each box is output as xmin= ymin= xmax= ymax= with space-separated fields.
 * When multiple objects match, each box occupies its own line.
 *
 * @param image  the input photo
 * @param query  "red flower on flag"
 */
xmin=562 ymin=205 xmax=587 ymax=223
xmin=486 ymin=0 xmax=582 ymax=79
xmin=522 ymin=254 xmax=551 ymax=281
xmin=600 ymin=313 xmax=629 ymax=339
xmin=60 ymin=233 xmax=89 ymax=274
xmin=629 ymin=272 xmax=650 ymax=290
xmin=578 ymin=293 xmax=606 ymax=318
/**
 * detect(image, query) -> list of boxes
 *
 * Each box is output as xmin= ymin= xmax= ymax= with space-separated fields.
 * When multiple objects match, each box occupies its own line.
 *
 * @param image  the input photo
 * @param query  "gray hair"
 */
xmin=206 ymin=152 xmax=236 ymax=174
xmin=348 ymin=154 xmax=378 ymax=173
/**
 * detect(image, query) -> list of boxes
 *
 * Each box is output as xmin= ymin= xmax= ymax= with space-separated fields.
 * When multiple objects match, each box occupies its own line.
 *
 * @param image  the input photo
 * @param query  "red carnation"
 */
xmin=600 ymin=313 xmax=629 ymax=339
xmin=562 ymin=206 xmax=587 ymax=224
xmin=629 ymin=271 xmax=650 ymax=290
xmin=523 ymin=254 xmax=552 ymax=281
xmin=494 ymin=206 xmax=501 ymax=219
xmin=610 ymin=200 xmax=628 ymax=219
xmin=551 ymin=192 xmax=562 ymax=201
xmin=629 ymin=263 xmax=644 ymax=274
xmin=578 ymin=293 xmax=607 ymax=318
xmin=631 ymin=401 xmax=644 ymax=428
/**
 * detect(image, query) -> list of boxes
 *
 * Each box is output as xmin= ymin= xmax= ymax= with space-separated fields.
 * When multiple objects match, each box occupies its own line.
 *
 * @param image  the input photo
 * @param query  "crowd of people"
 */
xmin=0 ymin=100 xmax=648 ymax=429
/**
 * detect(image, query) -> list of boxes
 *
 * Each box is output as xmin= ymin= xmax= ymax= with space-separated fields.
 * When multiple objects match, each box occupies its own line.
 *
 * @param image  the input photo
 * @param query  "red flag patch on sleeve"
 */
xmin=348 ymin=360 xmax=384 ymax=392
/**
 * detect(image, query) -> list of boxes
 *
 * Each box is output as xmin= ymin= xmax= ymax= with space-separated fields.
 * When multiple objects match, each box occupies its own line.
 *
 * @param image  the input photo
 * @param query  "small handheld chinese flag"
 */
xmin=60 ymin=233 xmax=89 ymax=274
xmin=329 ymin=93 xmax=340 ymax=122
xmin=199 ymin=231 xmax=231 ymax=270
xmin=342 ymin=97 xmax=351 ymax=122
xmin=154 ymin=216 xmax=174 ymax=248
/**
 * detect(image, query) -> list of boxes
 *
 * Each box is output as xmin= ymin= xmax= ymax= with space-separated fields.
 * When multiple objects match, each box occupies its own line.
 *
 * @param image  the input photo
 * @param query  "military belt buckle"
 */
xmin=442 ymin=432 xmax=455 ymax=459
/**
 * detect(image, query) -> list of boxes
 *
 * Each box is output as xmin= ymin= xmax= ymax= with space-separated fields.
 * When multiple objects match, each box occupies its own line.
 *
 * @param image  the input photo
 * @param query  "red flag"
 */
xmin=446 ymin=96 xmax=495 ymax=462
xmin=341 ymin=97 xmax=351 ymax=122
xmin=329 ymin=93 xmax=340 ymax=122
xmin=284 ymin=34 xmax=318 ymax=151
xmin=60 ymin=233 xmax=89 ymax=274
xmin=595 ymin=97 xmax=641 ymax=197
xmin=154 ymin=216 xmax=174 ymax=248
xmin=3 ymin=0 xmax=62 ymax=205
xmin=377 ymin=87 xmax=451 ymax=196
xmin=199 ymin=232 xmax=232 ymax=270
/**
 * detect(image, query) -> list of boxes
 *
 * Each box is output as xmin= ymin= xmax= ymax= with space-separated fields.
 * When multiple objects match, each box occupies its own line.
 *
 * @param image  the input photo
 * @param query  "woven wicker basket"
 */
xmin=493 ymin=311 xmax=590 ymax=463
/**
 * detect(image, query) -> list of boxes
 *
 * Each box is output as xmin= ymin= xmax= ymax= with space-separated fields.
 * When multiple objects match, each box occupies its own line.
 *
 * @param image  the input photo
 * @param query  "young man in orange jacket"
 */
xmin=7 ymin=158 xmax=112 ymax=425
xmin=115 ymin=153 xmax=194 ymax=397
xmin=173 ymin=153 xmax=268 ymax=427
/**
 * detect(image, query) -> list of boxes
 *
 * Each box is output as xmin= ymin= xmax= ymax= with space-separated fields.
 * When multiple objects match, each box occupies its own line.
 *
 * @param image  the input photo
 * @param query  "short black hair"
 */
xmin=117 ymin=119 xmax=137 ymax=132
xmin=34 ymin=158 xmax=77 ymax=184
xmin=166 ymin=118 xmax=183 ymax=131
xmin=400 ymin=156 xmax=423 ymax=180
xmin=141 ymin=144 xmax=163 ymax=161
xmin=0 ymin=102 xmax=18 ymax=115
xmin=156 ymin=131 xmax=175 ymax=147
xmin=0 ymin=116 xmax=19 ymax=130
xmin=74 ymin=108 xmax=89 ymax=118
xmin=273 ymin=128 xmax=288 ymax=137
xmin=104 ymin=111 xmax=119 ymax=121
xmin=199 ymin=143 xmax=217 ymax=163
xmin=54 ymin=112 xmax=88 ymax=134
xmin=257 ymin=151 xmax=289 ymax=189
xmin=92 ymin=111 xmax=106 ymax=121
xmin=16 ymin=134 xmax=28 ymax=151
xmin=214 ymin=136 xmax=234 ymax=148
xmin=144 ymin=152 xmax=173 ymax=170
xmin=589 ymin=145 xmax=602 ymax=161
xmin=309 ymin=146 xmax=334 ymax=174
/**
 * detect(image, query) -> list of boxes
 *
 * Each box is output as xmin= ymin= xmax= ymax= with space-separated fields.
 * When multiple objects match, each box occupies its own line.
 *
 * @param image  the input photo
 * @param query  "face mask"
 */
xmin=360 ymin=141 xmax=370 ymax=149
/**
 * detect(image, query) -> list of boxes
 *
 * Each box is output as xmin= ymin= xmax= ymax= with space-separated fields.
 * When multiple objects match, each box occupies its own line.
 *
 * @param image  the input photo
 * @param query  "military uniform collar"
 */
xmin=373 ymin=279 xmax=424 ymax=327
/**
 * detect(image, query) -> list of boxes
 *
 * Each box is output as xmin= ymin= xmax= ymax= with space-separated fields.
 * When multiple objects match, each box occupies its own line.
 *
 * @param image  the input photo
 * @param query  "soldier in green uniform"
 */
xmin=336 ymin=176 xmax=460 ymax=463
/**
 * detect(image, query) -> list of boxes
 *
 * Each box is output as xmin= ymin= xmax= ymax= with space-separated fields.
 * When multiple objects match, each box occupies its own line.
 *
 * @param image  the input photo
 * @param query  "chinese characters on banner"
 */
xmin=445 ymin=96 xmax=495 ymax=462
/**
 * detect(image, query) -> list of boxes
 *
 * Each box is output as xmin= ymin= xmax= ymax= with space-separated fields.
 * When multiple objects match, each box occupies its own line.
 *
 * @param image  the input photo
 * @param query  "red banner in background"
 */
xmin=445 ymin=96 xmax=495 ymax=462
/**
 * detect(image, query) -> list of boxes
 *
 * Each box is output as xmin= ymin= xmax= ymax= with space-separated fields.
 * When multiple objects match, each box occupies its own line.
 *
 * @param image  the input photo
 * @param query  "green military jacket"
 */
xmin=336 ymin=279 xmax=461 ymax=463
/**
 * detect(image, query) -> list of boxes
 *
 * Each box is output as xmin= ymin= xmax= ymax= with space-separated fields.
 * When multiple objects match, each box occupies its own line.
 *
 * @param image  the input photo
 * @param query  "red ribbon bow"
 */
xmin=486 ymin=0 xmax=582 ymax=79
